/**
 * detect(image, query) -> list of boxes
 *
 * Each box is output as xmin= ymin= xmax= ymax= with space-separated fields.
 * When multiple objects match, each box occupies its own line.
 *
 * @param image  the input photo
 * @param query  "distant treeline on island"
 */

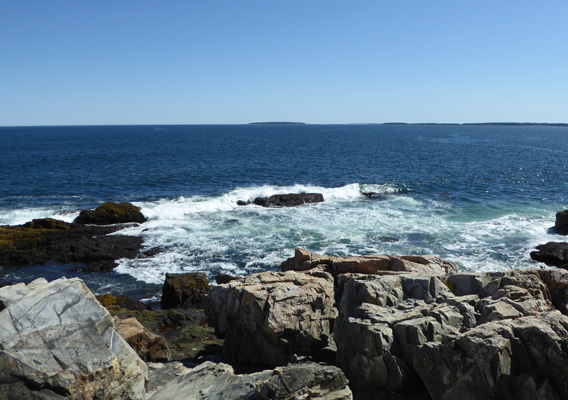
xmin=379 ymin=122 xmax=568 ymax=127
xmin=249 ymin=122 xmax=306 ymax=125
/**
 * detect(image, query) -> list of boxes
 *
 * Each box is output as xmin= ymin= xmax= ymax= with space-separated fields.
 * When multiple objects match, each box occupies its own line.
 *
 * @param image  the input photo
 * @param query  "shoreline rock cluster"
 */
xmin=530 ymin=209 xmax=568 ymax=269
xmin=0 ymin=202 xmax=151 ymax=273
xmin=1 ymin=203 xmax=568 ymax=399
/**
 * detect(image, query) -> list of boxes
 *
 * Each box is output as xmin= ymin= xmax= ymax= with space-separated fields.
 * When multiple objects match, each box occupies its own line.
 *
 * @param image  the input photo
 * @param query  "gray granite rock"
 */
xmin=204 ymin=269 xmax=337 ymax=367
xmin=0 ymin=278 xmax=147 ymax=400
xmin=335 ymin=269 xmax=568 ymax=399
xmin=149 ymin=361 xmax=352 ymax=400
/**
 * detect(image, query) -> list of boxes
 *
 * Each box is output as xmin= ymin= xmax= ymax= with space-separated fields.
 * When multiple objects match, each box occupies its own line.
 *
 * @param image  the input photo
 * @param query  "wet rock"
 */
xmin=150 ymin=361 xmax=352 ymax=400
xmin=73 ymin=201 xmax=147 ymax=225
xmin=204 ymin=269 xmax=337 ymax=367
xmin=214 ymin=273 xmax=242 ymax=284
xmin=101 ymin=303 xmax=222 ymax=363
xmin=555 ymin=210 xmax=568 ymax=234
xmin=96 ymin=293 xmax=149 ymax=311
xmin=249 ymin=193 xmax=324 ymax=207
xmin=530 ymin=242 xmax=568 ymax=269
xmin=281 ymin=248 xmax=459 ymax=276
xmin=0 ymin=277 xmax=147 ymax=399
xmin=0 ymin=218 xmax=143 ymax=271
xmin=114 ymin=316 xmax=171 ymax=362
xmin=334 ymin=269 xmax=568 ymax=399
xmin=161 ymin=272 xmax=211 ymax=309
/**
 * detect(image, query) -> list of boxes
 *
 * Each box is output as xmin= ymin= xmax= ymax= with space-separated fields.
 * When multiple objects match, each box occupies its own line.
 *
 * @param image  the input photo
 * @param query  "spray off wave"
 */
xmin=111 ymin=183 xmax=557 ymax=286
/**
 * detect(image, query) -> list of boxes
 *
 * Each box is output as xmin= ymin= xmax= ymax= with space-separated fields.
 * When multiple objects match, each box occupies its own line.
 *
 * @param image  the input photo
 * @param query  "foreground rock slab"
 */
xmin=205 ymin=269 xmax=337 ymax=367
xmin=335 ymin=268 xmax=568 ymax=399
xmin=150 ymin=361 xmax=352 ymax=400
xmin=282 ymin=248 xmax=459 ymax=276
xmin=0 ymin=277 xmax=147 ymax=399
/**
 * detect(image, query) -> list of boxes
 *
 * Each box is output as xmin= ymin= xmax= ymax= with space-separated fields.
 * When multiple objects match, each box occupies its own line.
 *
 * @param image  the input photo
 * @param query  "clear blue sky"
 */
xmin=1 ymin=1 xmax=567 ymax=125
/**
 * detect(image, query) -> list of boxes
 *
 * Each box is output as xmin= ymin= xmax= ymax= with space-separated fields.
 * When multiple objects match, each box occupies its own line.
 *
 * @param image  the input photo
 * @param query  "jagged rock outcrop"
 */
xmin=334 ymin=268 xmax=568 ymax=399
xmin=0 ymin=218 xmax=144 ymax=271
xmin=150 ymin=361 xmax=352 ymax=400
xmin=73 ymin=202 xmax=147 ymax=225
xmin=237 ymin=193 xmax=324 ymax=207
xmin=114 ymin=316 xmax=171 ymax=362
xmin=0 ymin=277 xmax=147 ymax=400
xmin=281 ymin=248 xmax=459 ymax=276
xmin=204 ymin=269 xmax=337 ymax=367
xmin=531 ymin=242 xmax=568 ymax=269
xmin=161 ymin=272 xmax=211 ymax=309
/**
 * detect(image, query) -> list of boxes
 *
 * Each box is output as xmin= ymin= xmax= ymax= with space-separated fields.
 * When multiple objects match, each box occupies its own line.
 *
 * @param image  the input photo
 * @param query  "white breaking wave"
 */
xmin=1 ymin=183 xmax=560 ymax=287
xmin=110 ymin=184 xmax=563 ymax=285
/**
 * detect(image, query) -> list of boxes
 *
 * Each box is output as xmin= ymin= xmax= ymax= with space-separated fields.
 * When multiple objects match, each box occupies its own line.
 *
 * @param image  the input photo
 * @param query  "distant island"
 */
xmin=381 ymin=122 xmax=568 ymax=127
xmin=249 ymin=122 xmax=306 ymax=125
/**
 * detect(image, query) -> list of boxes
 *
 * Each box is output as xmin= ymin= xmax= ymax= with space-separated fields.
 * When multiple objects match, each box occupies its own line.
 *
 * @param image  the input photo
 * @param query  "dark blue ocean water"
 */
xmin=1 ymin=124 xmax=567 ymax=300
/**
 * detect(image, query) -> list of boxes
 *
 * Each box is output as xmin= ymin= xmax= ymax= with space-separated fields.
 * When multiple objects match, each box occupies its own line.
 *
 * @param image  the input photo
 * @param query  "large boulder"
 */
xmin=113 ymin=316 xmax=171 ymax=362
xmin=0 ymin=277 xmax=147 ymax=399
xmin=0 ymin=218 xmax=143 ymax=272
xmin=74 ymin=202 xmax=147 ymax=225
xmin=530 ymin=242 xmax=568 ymax=269
xmin=334 ymin=269 xmax=568 ymax=399
xmin=150 ymin=361 xmax=352 ymax=400
xmin=204 ymin=269 xmax=337 ymax=367
xmin=281 ymin=248 xmax=459 ymax=276
xmin=161 ymin=272 xmax=211 ymax=309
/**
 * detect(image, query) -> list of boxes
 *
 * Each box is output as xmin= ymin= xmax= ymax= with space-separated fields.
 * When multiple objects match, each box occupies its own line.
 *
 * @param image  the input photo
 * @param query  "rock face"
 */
xmin=0 ymin=277 xmax=147 ymax=399
xmin=334 ymin=268 xmax=568 ymax=399
xmin=114 ymin=316 xmax=171 ymax=362
xmin=281 ymin=248 xmax=459 ymax=276
xmin=73 ymin=202 xmax=147 ymax=225
xmin=204 ymin=269 xmax=337 ymax=367
xmin=100 ymin=299 xmax=223 ymax=363
xmin=150 ymin=361 xmax=352 ymax=400
xmin=161 ymin=272 xmax=211 ymax=309
xmin=238 ymin=193 xmax=324 ymax=207
xmin=530 ymin=242 xmax=568 ymax=269
xmin=555 ymin=210 xmax=568 ymax=234
xmin=0 ymin=218 xmax=143 ymax=272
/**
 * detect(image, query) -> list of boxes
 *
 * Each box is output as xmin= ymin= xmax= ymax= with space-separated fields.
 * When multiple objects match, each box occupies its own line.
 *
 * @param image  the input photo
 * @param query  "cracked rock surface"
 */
xmin=335 ymin=268 xmax=568 ymax=399
xmin=0 ymin=277 xmax=147 ymax=400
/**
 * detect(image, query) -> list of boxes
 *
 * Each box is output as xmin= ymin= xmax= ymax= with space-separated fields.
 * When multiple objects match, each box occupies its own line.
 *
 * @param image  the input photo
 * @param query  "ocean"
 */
xmin=1 ymin=124 xmax=567 ymax=301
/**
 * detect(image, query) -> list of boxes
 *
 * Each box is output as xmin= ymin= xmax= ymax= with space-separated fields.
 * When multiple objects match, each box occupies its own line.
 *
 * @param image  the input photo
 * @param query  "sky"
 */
xmin=1 ymin=1 xmax=567 ymax=126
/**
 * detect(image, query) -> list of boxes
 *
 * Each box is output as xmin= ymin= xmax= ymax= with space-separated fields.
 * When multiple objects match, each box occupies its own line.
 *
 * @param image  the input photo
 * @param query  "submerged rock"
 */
xmin=0 ymin=277 xmax=147 ymax=399
xmin=204 ymin=269 xmax=337 ymax=367
xmin=238 ymin=193 xmax=324 ymax=207
xmin=73 ymin=201 xmax=147 ymax=225
xmin=0 ymin=218 xmax=143 ymax=271
xmin=150 ymin=361 xmax=352 ymax=400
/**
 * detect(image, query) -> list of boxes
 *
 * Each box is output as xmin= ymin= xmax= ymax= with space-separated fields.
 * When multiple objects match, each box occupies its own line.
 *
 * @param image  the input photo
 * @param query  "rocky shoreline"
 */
xmin=1 ymin=202 xmax=568 ymax=399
